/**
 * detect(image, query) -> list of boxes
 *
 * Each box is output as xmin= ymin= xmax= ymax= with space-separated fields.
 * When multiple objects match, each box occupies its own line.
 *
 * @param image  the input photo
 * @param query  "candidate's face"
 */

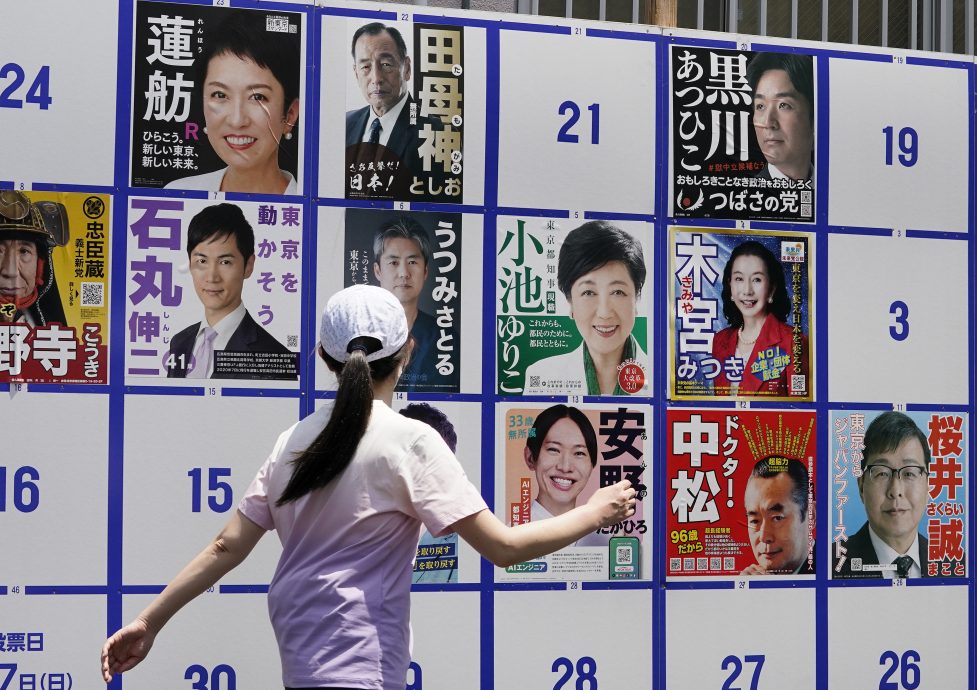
xmin=729 ymin=253 xmax=773 ymax=321
xmin=567 ymin=260 xmax=638 ymax=362
xmin=526 ymin=417 xmax=594 ymax=517
xmin=752 ymin=69 xmax=813 ymax=178
xmin=353 ymin=30 xmax=411 ymax=117
xmin=744 ymin=472 xmax=808 ymax=573
xmin=0 ymin=239 xmax=40 ymax=301
xmin=189 ymin=233 xmax=255 ymax=324
xmin=373 ymin=237 xmax=428 ymax=307
xmin=203 ymin=52 xmax=299 ymax=177
xmin=859 ymin=436 xmax=928 ymax=552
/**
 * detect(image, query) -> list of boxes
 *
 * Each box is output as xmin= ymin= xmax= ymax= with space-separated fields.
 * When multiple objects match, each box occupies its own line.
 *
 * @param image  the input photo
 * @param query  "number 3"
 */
xmin=889 ymin=301 xmax=909 ymax=341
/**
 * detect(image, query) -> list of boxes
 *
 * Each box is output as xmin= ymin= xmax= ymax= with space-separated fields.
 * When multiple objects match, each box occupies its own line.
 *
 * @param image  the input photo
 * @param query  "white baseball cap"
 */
xmin=319 ymin=284 xmax=409 ymax=362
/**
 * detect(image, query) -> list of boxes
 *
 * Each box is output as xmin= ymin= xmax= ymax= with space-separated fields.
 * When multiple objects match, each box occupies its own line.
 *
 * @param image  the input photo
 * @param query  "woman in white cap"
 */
xmin=101 ymin=284 xmax=637 ymax=690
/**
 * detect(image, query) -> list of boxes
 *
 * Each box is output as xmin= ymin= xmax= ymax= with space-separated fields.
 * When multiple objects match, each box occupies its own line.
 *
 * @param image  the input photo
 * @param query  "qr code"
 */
xmin=801 ymin=203 xmax=813 ymax=217
xmin=616 ymin=545 xmax=633 ymax=564
xmin=669 ymin=558 xmax=682 ymax=571
xmin=81 ymin=282 xmax=104 ymax=307
xmin=266 ymin=15 xmax=292 ymax=33
xmin=790 ymin=374 xmax=806 ymax=394
xmin=851 ymin=557 xmax=863 ymax=572
xmin=528 ymin=376 xmax=540 ymax=388
xmin=800 ymin=191 xmax=812 ymax=203
xmin=696 ymin=558 xmax=708 ymax=571
xmin=709 ymin=557 xmax=721 ymax=570
xmin=723 ymin=557 xmax=735 ymax=570
xmin=286 ymin=335 xmax=298 ymax=349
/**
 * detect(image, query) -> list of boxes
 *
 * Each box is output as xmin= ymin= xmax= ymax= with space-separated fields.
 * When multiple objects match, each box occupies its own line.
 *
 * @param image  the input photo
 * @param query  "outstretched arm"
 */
xmin=452 ymin=479 xmax=636 ymax=568
xmin=101 ymin=510 xmax=267 ymax=682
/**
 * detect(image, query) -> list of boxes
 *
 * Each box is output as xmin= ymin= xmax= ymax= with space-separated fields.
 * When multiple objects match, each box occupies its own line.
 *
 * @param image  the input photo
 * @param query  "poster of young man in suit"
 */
xmin=124 ymin=198 xmax=300 ymax=385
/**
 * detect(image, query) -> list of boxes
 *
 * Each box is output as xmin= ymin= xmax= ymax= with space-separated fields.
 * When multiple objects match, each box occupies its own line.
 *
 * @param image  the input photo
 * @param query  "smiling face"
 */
xmin=745 ymin=472 xmax=808 ymax=573
xmin=353 ymin=30 xmax=411 ymax=117
xmin=567 ymin=260 xmax=637 ymax=362
xmin=373 ymin=236 xmax=428 ymax=308
xmin=729 ymin=254 xmax=773 ymax=323
xmin=752 ymin=68 xmax=814 ymax=180
xmin=202 ymin=52 xmax=298 ymax=178
xmin=0 ymin=239 xmax=40 ymax=302
xmin=525 ymin=417 xmax=595 ymax=517
xmin=189 ymin=233 xmax=255 ymax=325
xmin=858 ymin=436 xmax=928 ymax=554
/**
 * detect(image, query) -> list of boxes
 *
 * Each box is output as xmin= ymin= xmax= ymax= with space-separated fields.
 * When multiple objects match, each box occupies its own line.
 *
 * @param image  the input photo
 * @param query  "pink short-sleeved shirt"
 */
xmin=239 ymin=400 xmax=487 ymax=689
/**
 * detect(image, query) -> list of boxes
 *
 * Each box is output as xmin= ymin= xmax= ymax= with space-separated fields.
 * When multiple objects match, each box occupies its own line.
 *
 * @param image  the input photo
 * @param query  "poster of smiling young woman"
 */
xmin=496 ymin=216 xmax=653 ymax=397
xmin=670 ymin=46 xmax=817 ymax=222
xmin=669 ymin=227 xmax=813 ymax=401
xmin=130 ymin=2 xmax=306 ymax=195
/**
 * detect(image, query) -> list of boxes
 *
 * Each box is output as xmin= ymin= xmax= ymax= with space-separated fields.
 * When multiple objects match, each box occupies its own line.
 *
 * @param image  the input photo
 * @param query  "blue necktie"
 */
xmin=368 ymin=119 xmax=381 ymax=145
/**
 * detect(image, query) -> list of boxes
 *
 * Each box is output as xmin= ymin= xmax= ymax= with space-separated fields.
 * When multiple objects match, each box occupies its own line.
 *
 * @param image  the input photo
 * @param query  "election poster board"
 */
xmin=669 ymin=227 xmax=813 ymax=401
xmin=497 ymin=402 xmax=651 ymax=582
xmin=0 ymin=191 xmax=111 ymax=384
xmin=496 ymin=215 xmax=653 ymax=397
xmin=666 ymin=408 xmax=817 ymax=577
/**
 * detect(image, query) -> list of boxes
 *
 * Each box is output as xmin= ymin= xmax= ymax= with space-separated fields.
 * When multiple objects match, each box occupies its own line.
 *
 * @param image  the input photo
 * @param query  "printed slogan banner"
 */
xmin=498 ymin=403 xmax=651 ymax=582
xmin=671 ymin=46 xmax=816 ymax=222
xmin=0 ymin=191 xmax=110 ymax=384
xmin=669 ymin=227 xmax=812 ymax=401
xmin=831 ymin=410 xmax=967 ymax=579
xmin=666 ymin=408 xmax=817 ymax=577
xmin=496 ymin=217 xmax=652 ymax=397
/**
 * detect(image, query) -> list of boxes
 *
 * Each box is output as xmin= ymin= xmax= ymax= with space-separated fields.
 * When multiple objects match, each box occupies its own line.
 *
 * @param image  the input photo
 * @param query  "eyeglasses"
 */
xmin=864 ymin=465 xmax=929 ymax=483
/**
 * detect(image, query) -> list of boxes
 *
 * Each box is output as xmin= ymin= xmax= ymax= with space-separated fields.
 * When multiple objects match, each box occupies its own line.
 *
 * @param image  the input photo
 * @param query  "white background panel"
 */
xmin=827 ymin=234 xmax=968 ymax=403
xmin=121 ymin=592 xmax=280 ymax=689
xmin=828 ymin=59 xmax=969 ymax=232
xmin=828 ymin=585 xmax=968 ymax=689
xmin=666 ymin=587 xmax=816 ymax=689
xmin=0 ymin=392 xmax=107 ymax=585
xmin=409 ymin=590 xmax=480 ymax=689
xmin=494 ymin=589 xmax=653 ymax=688
xmin=0 ymin=594 xmax=105 ymax=688
xmin=122 ymin=395 xmax=296 ymax=584
xmin=1 ymin=0 xmax=117 ymax=186
xmin=497 ymin=30 xmax=656 ymax=214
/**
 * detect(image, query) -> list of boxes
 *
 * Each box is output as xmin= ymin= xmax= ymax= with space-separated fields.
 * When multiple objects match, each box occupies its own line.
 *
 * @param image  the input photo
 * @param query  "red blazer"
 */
xmin=711 ymin=313 xmax=808 ymax=397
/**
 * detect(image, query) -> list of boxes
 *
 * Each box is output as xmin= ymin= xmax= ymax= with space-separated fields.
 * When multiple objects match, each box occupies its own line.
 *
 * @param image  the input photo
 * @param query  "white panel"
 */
xmin=409 ymin=591 xmax=480 ymax=689
xmin=122 ymin=395 xmax=296 ymax=585
xmin=828 ymin=60 xmax=969 ymax=233
xmin=828 ymin=586 xmax=968 ymax=689
xmin=0 ymin=392 xmax=107 ymax=585
xmin=498 ymin=30 xmax=656 ymax=214
xmin=495 ymin=589 xmax=653 ymax=688
xmin=827 ymin=234 xmax=968 ymax=403
xmin=1 ymin=0 xmax=117 ymax=186
xmin=667 ymin=587 xmax=816 ymax=689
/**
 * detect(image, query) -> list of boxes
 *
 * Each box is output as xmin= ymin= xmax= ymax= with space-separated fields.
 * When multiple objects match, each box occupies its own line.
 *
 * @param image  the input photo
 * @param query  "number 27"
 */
xmin=721 ymin=654 xmax=765 ymax=690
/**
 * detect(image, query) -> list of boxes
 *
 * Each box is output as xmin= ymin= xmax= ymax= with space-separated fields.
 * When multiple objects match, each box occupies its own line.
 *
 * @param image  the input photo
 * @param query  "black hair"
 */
xmin=186 ymin=203 xmax=255 ymax=261
xmin=196 ymin=9 xmax=301 ymax=113
xmin=556 ymin=221 xmax=646 ymax=299
xmin=720 ymin=240 xmax=790 ymax=329
xmin=372 ymin=216 xmax=432 ymax=267
xmin=277 ymin=336 xmax=411 ymax=506
xmin=525 ymin=404 xmax=598 ymax=468
xmin=746 ymin=52 xmax=815 ymax=126
xmin=350 ymin=22 xmax=408 ymax=61
xmin=861 ymin=411 xmax=931 ymax=471
xmin=399 ymin=402 xmax=457 ymax=452
xmin=750 ymin=456 xmax=809 ymax=520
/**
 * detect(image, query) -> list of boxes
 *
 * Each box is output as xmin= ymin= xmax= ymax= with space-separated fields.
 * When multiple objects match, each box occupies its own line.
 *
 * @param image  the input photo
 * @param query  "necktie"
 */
xmin=188 ymin=327 xmax=217 ymax=379
xmin=893 ymin=555 xmax=914 ymax=579
xmin=368 ymin=118 xmax=382 ymax=145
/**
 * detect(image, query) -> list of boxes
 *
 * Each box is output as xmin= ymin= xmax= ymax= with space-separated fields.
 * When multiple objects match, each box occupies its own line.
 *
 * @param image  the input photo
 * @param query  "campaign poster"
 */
xmin=831 ymin=410 xmax=967 ymax=580
xmin=669 ymin=227 xmax=812 ymax=401
xmin=497 ymin=402 xmax=651 ymax=582
xmin=666 ymin=408 xmax=817 ymax=577
xmin=496 ymin=216 xmax=652 ymax=397
xmin=131 ymin=2 xmax=305 ymax=195
xmin=671 ymin=46 xmax=816 ymax=222
xmin=0 ymin=191 xmax=110 ymax=384
xmin=125 ymin=198 xmax=301 ymax=385
xmin=343 ymin=19 xmax=464 ymax=203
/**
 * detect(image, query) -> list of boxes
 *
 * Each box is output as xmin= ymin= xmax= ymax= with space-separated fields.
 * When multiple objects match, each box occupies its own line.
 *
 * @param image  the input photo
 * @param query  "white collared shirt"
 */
xmin=361 ymin=92 xmax=409 ymax=147
xmin=868 ymin=524 xmax=922 ymax=579
xmin=766 ymin=161 xmax=814 ymax=182
xmin=191 ymin=302 xmax=247 ymax=377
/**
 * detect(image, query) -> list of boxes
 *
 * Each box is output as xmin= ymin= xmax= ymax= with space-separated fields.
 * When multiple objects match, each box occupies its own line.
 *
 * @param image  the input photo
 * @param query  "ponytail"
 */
xmin=276 ymin=337 xmax=408 ymax=505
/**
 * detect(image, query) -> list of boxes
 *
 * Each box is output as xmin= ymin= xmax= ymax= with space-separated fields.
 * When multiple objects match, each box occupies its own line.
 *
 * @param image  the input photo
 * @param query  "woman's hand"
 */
xmin=101 ymin=618 xmax=156 ymax=682
xmin=586 ymin=479 xmax=637 ymax=528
